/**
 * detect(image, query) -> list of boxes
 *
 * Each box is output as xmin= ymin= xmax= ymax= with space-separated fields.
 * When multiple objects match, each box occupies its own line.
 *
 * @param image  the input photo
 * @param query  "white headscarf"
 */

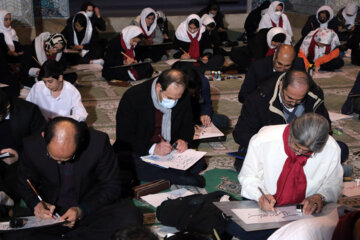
xmin=72 ymin=11 xmax=93 ymax=46
xmin=121 ymin=25 xmax=142 ymax=50
xmin=316 ymin=5 xmax=334 ymax=28
xmin=266 ymin=27 xmax=291 ymax=48
xmin=300 ymin=28 xmax=340 ymax=61
xmin=175 ymin=14 xmax=205 ymax=42
xmin=0 ymin=10 xmax=18 ymax=51
xmin=201 ymin=14 xmax=216 ymax=27
xmin=140 ymin=8 xmax=157 ymax=37
xmin=342 ymin=2 xmax=358 ymax=29
xmin=34 ymin=32 xmax=63 ymax=65
xmin=267 ymin=1 xmax=284 ymax=23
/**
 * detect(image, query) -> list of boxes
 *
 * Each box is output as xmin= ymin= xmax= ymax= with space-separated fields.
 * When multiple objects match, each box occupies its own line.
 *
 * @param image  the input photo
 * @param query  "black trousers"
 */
xmin=319 ymin=57 xmax=344 ymax=71
xmin=2 ymin=200 xmax=143 ymax=240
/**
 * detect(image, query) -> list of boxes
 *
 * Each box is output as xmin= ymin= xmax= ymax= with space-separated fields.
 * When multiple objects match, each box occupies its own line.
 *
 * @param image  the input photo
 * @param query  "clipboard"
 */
xmin=213 ymin=201 xmax=339 ymax=232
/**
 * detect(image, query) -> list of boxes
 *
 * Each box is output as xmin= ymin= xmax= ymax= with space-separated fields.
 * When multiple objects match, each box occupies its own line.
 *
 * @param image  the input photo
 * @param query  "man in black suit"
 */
xmin=0 ymin=89 xmax=46 ymax=213
xmin=7 ymin=117 xmax=142 ymax=240
xmin=238 ymin=44 xmax=306 ymax=103
xmin=114 ymin=69 xmax=206 ymax=187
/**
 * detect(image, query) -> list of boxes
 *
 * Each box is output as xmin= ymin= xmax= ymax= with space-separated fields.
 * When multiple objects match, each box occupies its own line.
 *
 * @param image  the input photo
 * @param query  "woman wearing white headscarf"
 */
xmin=130 ymin=7 xmax=166 ymax=62
xmin=298 ymin=28 xmax=344 ymax=73
xmin=61 ymin=11 xmax=104 ymax=65
xmin=258 ymin=1 xmax=293 ymax=38
xmin=336 ymin=2 xmax=360 ymax=42
xmin=0 ymin=10 xmax=23 ymax=62
xmin=229 ymin=27 xmax=291 ymax=72
xmin=102 ymin=26 xmax=153 ymax=82
xmin=173 ymin=14 xmax=224 ymax=72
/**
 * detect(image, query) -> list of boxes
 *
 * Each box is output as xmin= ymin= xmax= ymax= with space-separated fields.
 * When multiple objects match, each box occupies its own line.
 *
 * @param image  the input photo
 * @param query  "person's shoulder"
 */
xmin=63 ymin=80 xmax=80 ymax=92
xmin=251 ymin=124 xmax=286 ymax=145
xmin=13 ymin=98 xmax=40 ymax=110
xmin=122 ymin=79 xmax=152 ymax=101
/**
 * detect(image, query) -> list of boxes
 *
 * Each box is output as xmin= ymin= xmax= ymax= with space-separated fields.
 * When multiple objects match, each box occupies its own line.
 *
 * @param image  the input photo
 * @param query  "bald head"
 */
xmin=273 ymin=44 xmax=296 ymax=72
xmin=43 ymin=117 xmax=86 ymax=163
xmin=157 ymin=69 xmax=187 ymax=91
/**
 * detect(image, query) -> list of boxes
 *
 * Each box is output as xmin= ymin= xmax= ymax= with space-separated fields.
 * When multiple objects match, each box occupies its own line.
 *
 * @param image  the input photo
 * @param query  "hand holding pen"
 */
xmin=27 ymin=179 xmax=60 ymax=219
xmin=258 ymin=187 xmax=277 ymax=212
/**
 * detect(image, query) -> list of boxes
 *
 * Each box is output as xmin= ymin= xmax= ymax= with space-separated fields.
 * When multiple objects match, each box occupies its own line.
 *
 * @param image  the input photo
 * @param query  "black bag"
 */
xmin=156 ymin=191 xmax=229 ymax=236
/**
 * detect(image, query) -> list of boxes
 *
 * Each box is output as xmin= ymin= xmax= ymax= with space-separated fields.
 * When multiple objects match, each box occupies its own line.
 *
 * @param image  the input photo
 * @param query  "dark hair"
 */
xmin=208 ymin=0 xmax=219 ymax=12
xmin=146 ymin=12 xmax=155 ymax=18
xmin=272 ymin=33 xmax=286 ymax=43
xmin=281 ymin=70 xmax=314 ymax=90
xmin=80 ymin=1 xmax=94 ymax=11
xmin=207 ymin=22 xmax=216 ymax=29
xmin=171 ymin=63 xmax=202 ymax=90
xmin=44 ymin=117 xmax=89 ymax=152
xmin=38 ymin=60 xmax=65 ymax=80
xmin=74 ymin=13 xmax=87 ymax=28
xmin=318 ymin=10 xmax=330 ymax=20
xmin=111 ymin=226 xmax=158 ymax=240
xmin=157 ymin=69 xmax=188 ymax=90
xmin=0 ymin=89 xmax=10 ymax=117
xmin=259 ymin=1 xmax=270 ymax=10
xmin=165 ymin=231 xmax=210 ymax=240
xmin=133 ymin=33 xmax=144 ymax=40
xmin=188 ymin=19 xmax=200 ymax=28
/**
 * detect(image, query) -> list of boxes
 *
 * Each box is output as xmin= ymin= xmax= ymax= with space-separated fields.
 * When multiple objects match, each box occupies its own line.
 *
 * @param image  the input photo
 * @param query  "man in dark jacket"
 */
xmin=114 ymin=69 xmax=206 ymax=187
xmin=238 ymin=44 xmax=305 ymax=103
xmin=233 ymin=70 xmax=330 ymax=151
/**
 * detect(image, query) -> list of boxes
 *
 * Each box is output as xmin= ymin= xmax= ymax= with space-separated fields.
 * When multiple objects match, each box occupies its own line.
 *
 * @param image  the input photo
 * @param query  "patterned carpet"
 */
xmin=77 ymin=57 xmax=360 ymax=208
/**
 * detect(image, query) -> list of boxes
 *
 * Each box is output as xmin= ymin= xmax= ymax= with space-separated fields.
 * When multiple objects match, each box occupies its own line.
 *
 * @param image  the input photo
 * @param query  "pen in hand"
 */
xmin=258 ymin=187 xmax=277 ymax=213
xmin=26 ymin=179 xmax=60 ymax=219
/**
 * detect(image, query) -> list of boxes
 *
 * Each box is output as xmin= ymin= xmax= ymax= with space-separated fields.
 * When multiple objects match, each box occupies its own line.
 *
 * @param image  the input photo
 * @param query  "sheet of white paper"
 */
xmin=329 ymin=111 xmax=353 ymax=122
xmin=165 ymin=59 xmax=197 ymax=65
xmin=343 ymin=181 xmax=360 ymax=197
xmin=193 ymin=123 xmax=224 ymax=140
xmin=0 ymin=216 xmax=64 ymax=231
xmin=141 ymin=188 xmax=194 ymax=208
xmin=141 ymin=149 xmax=206 ymax=170
xmin=232 ymin=206 xmax=313 ymax=224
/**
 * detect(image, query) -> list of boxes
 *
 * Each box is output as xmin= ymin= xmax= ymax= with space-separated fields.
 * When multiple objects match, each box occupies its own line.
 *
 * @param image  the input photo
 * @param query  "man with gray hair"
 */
xmin=233 ymin=113 xmax=343 ymax=239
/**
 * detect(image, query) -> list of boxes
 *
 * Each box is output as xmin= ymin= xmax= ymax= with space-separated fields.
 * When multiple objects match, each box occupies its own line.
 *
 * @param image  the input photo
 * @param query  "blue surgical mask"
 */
xmin=160 ymin=92 xmax=178 ymax=109
xmin=86 ymin=11 xmax=93 ymax=18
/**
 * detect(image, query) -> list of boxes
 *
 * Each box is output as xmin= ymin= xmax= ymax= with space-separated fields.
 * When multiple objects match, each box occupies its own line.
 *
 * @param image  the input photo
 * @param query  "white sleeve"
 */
xmin=316 ymin=139 xmax=343 ymax=202
xmin=257 ymin=14 xmax=270 ymax=31
xmin=28 ymin=68 xmax=40 ymax=77
xmin=70 ymin=89 xmax=88 ymax=122
xmin=149 ymin=144 xmax=156 ymax=155
xmin=238 ymin=135 xmax=265 ymax=201
xmin=282 ymin=14 xmax=293 ymax=37
xmin=25 ymin=86 xmax=35 ymax=102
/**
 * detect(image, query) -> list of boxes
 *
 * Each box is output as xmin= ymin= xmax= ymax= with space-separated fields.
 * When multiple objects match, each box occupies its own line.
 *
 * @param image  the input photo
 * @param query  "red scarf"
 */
xmin=120 ymin=34 xmax=138 ymax=80
xmin=266 ymin=47 xmax=276 ymax=56
xmin=271 ymin=16 xmax=283 ymax=28
xmin=187 ymin=31 xmax=200 ymax=59
xmin=307 ymin=29 xmax=331 ymax=63
xmin=44 ymin=43 xmax=56 ymax=61
xmin=273 ymin=125 xmax=310 ymax=206
xmin=140 ymin=24 xmax=153 ymax=39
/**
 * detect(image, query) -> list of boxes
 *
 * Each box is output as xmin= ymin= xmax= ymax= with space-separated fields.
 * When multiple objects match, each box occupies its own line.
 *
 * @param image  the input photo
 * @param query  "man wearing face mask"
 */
xmin=113 ymin=69 xmax=206 ymax=187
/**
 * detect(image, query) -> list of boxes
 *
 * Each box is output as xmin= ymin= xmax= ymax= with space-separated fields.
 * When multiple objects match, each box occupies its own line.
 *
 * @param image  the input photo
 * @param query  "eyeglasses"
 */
xmin=289 ymin=136 xmax=312 ymax=157
xmin=274 ymin=59 xmax=292 ymax=71
xmin=282 ymin=88 xmax=305 ymax=106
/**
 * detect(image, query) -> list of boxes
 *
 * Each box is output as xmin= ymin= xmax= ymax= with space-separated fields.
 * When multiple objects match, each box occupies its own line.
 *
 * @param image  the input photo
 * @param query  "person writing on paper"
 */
xmin=102 ymin=25 xmax=153 ymax=82
xmin=7 ymin=117 xmax=142 ymax=240
xmin=26 ymin=60 xmax=88 ymax=122
xmin=173 ymin=14 xmax=224 ymax=72
xmin=114 ymin=69 xmax=206 ymax=187
xmin=234 ymin=113 xmax=343 ymax=239
xmin=20 ymin=32 xmax=77 ymax=88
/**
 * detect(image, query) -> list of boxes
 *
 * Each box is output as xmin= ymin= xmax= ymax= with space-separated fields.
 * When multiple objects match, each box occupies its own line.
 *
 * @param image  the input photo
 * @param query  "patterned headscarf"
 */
xmin=44 ymin=33 xmax=66 ymax=51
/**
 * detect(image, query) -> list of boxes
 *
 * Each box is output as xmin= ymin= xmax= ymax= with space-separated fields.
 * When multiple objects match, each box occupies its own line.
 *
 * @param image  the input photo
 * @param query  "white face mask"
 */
xmin=160 ymin=92 xmax=178 ymax=109
xmin=86 ymin=11 xmax=93 ymax=18
xmin=208 ymin=13 xmax=215 ymax=18
xmin=275 ymin=11 xmax=282 ymax=16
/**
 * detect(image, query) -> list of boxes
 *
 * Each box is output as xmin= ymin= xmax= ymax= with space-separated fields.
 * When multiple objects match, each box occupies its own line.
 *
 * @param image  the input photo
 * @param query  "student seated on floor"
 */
xmin=20 ymin=32 xmax=77 ymax=88
xmin=156 ymin=10 xmax=170 ymax=41
xmin=0 ymin=10 xmax=23 ymax=63
xmin=26 ymin=60 xmax=88 ymax=122
xmin=61 ymin=11 xmax=104 ymax=66
xmin=80 ymin=1 xmax=106 ymax=33
xmin=258 ymin=1 xmax=293 ymax=38
xmin=230 ymin=113 xmax=343 ymax=240
xmin=200 ymin=14 xmax=223 ymax=56
xmin=173 ymin=14 xmax=224 ymax=73
xmin=336 ymin=2 xmax=360 ymax=42
xmin=229 ymin=27 xmax=291 ymax=73
xmin=113 ymin=69 xmax=206 ymax=187
xmin=102 ymin=25 xmax=153 ymax=82
xmin=130 ymin=7 xmax=167 ymax=62
xmin=243 ymin=1 xmax=270 ymax=41
xmin=298 ymin=28 xmax=344 ymax=74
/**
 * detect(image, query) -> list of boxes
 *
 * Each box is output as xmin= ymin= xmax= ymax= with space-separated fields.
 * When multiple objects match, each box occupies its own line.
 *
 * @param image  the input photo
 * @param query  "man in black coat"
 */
xmin=238 ymin=44 xmax=306 ymax=103
xmin=5 ymin=117 xmax=142 ymax=240
xmin=233 ymin=70 xmax=330 ymax=152
xmin=0 ymin=89 xmax=46 ymax=209
xmin=113 ymin=69 xmax=206 ymax=187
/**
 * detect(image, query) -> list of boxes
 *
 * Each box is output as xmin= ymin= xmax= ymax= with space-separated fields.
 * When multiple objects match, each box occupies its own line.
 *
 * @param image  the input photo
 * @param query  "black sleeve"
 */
xmin=301 ymin=16 xmax=316 ymax=37
xmin=173 ymin=37 xmax=189 ymax=59
xmin=61 ymin=23 xmax=75 ymax=48
xmin=20 ymin=43 xmax=40 ymax=80
xmin=0 ymin=33 xmax=9 ymax=54
xmin=92 ymin=16 xmax=106 ymax=31
xmin=312 ymin=86 xmax=332 ymax=129
xmin=174 ymin=93 xmax=194 ymax=146
xmin=238 ymin=62 xmax=258 ymax=103
xmin=292 ymin=57 xmax=306 ymax=72
xmin=104 ymin=36 xmax=123 ymax=67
